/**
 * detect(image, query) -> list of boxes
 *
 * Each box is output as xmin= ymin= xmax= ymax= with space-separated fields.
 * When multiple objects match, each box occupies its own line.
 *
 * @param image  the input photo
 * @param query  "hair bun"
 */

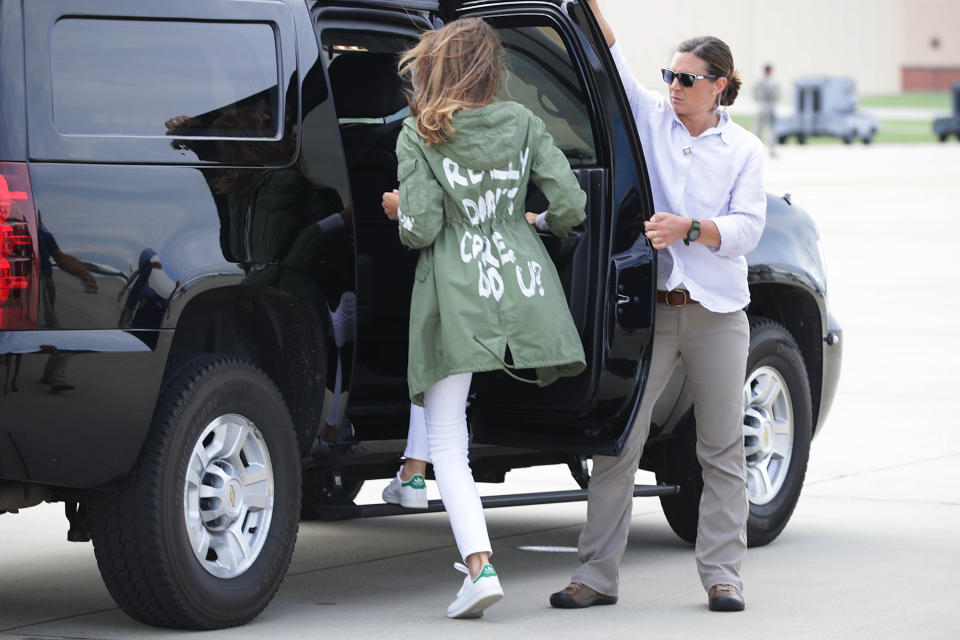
xmin=721 ymin=69 xmax=741 ymax=107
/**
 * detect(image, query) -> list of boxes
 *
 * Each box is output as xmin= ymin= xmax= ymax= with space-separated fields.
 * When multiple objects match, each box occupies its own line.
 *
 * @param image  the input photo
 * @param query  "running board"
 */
xmin=310 ymin=484 xmax=680 ymax=521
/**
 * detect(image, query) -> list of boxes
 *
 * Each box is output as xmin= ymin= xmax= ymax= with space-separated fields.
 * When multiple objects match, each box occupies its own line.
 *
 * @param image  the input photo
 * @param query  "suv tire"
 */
xmin=89 ymin=355 xmax=301 ymax=629
xmin=655 ymin=318 xmax=812 ymax=548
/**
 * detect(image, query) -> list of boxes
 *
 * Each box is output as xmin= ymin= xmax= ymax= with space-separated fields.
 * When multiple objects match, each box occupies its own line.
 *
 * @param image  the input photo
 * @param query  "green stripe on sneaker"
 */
xmin=473 ymin=564 xmax=497 ymax=582
xmin=401 ymin=474 xmax=426 ymax=489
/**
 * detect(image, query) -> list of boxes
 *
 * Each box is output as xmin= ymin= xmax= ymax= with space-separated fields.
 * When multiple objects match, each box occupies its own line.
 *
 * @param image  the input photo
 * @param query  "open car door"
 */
xmin=449 ymin=1 xmax=657 ymax=455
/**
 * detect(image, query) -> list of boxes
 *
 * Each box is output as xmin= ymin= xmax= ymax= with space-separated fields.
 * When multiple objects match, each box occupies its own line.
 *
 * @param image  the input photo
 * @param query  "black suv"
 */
xmin=0 ymin=0 xmax=842 ymax=630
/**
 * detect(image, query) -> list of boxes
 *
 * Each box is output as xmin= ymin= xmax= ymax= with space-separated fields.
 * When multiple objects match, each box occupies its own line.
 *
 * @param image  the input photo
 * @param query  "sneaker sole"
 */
xmin=382 ymin=492 xmax=429 ymax=510
xmin=400 ymin=496 xmax=429 ymax=509
xmin=448 ymin=591 xmax=503 ymax=619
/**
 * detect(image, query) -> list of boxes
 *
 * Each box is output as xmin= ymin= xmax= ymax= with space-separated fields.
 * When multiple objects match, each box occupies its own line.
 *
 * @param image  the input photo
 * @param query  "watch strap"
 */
xmin=684 ymin=219 xmax=701 ymax=246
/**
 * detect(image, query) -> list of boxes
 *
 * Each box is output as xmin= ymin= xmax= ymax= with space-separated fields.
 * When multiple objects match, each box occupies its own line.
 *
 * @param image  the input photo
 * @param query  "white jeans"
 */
xmin=403 ymin=404 xmax=430 ymax=463
xmin=419 ymin=373 xmax=492 ymax=561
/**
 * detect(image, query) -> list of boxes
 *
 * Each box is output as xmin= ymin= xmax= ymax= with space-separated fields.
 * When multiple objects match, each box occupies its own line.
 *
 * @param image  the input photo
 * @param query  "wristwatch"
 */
xmin=684 ymin=219 xmax=701 ymax=246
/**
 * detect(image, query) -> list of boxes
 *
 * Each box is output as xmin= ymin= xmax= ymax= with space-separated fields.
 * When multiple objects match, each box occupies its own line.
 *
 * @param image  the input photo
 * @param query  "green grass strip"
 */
xmin=731 ymin=115 xmax=948 ymax=144
xmin=859 ymin=92 xmax=951 ymax=109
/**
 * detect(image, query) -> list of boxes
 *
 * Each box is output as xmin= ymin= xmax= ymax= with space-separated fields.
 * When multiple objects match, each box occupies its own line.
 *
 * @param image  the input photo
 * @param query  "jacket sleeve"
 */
xmin=528 ymin=114 xmax=586 ymax=237
xmin=711 ymin=143 xmax=767 ymax=258
xmin=396 ymin=126 xmax=445 ymax=250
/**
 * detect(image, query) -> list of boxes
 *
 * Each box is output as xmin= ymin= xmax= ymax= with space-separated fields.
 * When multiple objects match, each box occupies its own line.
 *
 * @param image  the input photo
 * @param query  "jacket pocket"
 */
xmin=415 ymin=255 xmax=432 ymax=282
xmin=397 ymin=158 xmax=420 ymax=215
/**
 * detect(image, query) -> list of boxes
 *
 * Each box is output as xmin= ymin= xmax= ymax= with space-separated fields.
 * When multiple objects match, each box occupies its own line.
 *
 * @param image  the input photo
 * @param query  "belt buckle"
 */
xmin=666 ymin=289 xmax=688 ymax=307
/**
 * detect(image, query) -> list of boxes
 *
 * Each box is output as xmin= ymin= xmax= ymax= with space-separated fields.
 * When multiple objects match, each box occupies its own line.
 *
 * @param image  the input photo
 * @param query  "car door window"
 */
xmin=497 ymin=24 xmax=598 ymax=167
xmin=51 ymin=19 xmax=280 ymax=139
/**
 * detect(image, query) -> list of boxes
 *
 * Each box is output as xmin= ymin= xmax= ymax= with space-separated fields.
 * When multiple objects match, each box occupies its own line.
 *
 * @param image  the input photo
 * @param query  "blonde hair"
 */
xmin=399 ymin=18 xmax=503 ymax=145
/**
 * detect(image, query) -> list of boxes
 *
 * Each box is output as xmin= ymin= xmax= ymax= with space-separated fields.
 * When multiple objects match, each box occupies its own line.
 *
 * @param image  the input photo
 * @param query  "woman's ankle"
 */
xmin=465 ymin=552 xmax=490 ymax=579
xmin=399 ymin=459 xmax=427 ymax=481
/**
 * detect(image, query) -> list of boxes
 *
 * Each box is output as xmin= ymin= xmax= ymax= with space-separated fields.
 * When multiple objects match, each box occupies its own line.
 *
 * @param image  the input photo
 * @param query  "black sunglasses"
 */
xmin=661 ymin=68 xmax=719 ymax=88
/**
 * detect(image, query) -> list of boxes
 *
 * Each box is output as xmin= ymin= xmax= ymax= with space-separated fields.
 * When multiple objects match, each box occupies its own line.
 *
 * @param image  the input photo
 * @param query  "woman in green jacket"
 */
xmin=388 ymin=17 xmax=587 ymax=618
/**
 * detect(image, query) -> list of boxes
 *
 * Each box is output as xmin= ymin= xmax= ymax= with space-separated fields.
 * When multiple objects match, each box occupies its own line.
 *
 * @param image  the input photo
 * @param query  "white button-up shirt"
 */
xmin=611 ymin=42 xmax=766 ymax=313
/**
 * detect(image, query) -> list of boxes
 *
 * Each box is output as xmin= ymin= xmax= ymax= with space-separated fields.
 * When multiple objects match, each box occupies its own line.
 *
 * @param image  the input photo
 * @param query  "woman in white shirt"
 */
xmin=549 ymin=0 xmax=766 ymax=613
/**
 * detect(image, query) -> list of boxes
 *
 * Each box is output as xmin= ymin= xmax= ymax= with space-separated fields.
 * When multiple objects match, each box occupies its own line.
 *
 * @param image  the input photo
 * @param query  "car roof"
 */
xmin=310 ymin=1 xmax=563 ymax=14
xmin=312 ymin=0 xmax=440 ymax=10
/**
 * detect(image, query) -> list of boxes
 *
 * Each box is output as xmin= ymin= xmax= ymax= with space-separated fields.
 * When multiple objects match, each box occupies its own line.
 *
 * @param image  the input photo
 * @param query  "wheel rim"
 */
xmin=183 ymin=414 xmax=275 ymax=578
xmin=742 ymin=366 xmax=794 ymax=506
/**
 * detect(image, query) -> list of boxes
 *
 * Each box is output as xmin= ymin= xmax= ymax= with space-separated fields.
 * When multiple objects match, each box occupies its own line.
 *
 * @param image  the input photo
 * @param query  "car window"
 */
xmin=50 ymin=19 xmax=280 ymax=139
xmin=496 ymin=24 xmax=598 ymax=167
xmin=319 ymin=30 xmax=413 ymax=123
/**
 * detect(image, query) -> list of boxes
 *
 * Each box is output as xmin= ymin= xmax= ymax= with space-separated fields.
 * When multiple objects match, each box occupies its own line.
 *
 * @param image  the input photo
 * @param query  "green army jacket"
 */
xmin=397 ymin=101 xmax=587 ymax=405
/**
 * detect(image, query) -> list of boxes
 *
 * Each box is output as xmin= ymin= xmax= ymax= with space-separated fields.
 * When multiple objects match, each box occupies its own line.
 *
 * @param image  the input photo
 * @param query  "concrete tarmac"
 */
xmin=2 ymin=142 xmax=959 ymax=639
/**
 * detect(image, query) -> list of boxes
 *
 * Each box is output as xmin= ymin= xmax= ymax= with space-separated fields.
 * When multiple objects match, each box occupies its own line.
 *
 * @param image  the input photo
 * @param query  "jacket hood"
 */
xmin=405 ymin=102 xmax=531 ymax=170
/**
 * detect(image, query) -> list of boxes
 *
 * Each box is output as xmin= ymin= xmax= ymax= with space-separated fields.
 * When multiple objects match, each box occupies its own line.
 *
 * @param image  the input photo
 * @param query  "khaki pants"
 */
xmin=755 ymin=109 xmax=777 ymax=154
xmin=572 ymin=303 xmax=750 ymax=595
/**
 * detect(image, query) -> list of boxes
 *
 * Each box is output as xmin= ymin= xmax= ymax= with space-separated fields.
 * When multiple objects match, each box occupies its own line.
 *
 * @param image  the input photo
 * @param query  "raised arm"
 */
xmin=589 ymin=0 xmax=663 ymax=122
xmin=588 ymin=0 xmax=616 ymax=47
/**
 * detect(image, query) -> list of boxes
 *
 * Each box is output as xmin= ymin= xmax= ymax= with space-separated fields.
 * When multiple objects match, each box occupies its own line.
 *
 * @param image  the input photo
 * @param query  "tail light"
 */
xmin=0 ymin=162 xmax=38 ymax=330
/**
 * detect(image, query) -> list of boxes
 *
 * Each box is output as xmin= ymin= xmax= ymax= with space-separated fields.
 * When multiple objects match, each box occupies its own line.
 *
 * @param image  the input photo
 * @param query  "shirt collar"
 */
xmin=671 ymin=109 xmax=733 ymax=144
xmin=716 ymin=110 xmax=735 ymax=144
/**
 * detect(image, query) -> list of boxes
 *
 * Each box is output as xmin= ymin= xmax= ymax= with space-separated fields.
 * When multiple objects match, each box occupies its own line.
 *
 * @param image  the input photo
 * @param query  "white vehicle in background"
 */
xmin=776 ymin=76 xmax=880 ymax=144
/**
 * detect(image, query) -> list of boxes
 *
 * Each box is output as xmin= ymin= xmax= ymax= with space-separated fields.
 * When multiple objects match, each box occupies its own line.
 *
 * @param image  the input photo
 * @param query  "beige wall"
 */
xmin=901 ymin=0 xmax=960 ymax=65
xmin=899 ymin=0 xmax=960 ymax=88
xmin=596 ymin=0 xmax=912 ymax=105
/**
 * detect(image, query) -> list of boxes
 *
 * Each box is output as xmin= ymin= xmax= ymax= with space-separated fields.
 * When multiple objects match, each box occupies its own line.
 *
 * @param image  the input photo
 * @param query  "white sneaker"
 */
xmin=447 ymin=563 xmax=503 ymax=619
xmin=381 ymin=471 xmax=428 ymax=509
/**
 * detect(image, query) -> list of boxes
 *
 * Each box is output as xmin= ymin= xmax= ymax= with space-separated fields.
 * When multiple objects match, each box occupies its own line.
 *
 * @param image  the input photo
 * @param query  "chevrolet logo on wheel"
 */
xmin=229 ymin=485 xmax=237 ymax=508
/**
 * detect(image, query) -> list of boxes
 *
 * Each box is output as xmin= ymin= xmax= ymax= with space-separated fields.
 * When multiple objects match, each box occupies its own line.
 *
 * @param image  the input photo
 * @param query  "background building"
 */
xmin=601 ymin=0 xmax=960 ymax=109
xmin=900 ymin=0 xmax=960 ymax=90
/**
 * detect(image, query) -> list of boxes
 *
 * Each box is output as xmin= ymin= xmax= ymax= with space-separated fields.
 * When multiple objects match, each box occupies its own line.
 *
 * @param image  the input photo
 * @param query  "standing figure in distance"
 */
xmin=754 ymin=63 xmax=779 ymax=156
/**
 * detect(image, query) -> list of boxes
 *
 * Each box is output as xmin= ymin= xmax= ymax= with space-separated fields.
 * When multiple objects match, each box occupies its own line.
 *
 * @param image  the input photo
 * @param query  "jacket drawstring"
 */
xmin=472 ymin=335 xmax=538 ymax=384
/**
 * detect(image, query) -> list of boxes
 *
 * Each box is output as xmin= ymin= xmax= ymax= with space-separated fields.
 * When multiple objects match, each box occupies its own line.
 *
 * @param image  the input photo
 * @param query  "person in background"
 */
xmin=548 ymin=0 xmax=766 ymax=613
xmin=753 ymin=63 xmax=780 ymax=156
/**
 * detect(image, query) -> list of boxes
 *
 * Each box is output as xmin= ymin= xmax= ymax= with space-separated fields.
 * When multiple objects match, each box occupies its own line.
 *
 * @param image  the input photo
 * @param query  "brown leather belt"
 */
xmin=657 ymin=289 xmax=699 ymax=307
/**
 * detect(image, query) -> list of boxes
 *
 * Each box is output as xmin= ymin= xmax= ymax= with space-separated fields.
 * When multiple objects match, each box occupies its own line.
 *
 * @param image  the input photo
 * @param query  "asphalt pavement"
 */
xmin=2 ymin=142 xmax=959 ymax=639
